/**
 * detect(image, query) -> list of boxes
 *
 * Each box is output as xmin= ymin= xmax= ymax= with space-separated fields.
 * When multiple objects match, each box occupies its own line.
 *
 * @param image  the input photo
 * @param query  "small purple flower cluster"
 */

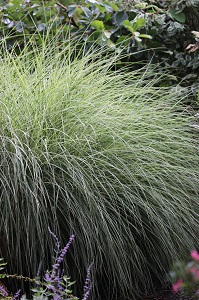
xmin=0 ymin=285 xmax=8 ymax=297
xmin=12 ymin=289 xmax=21 ymax=300
xmin=82 ymin=262 xmax=94 ymax=300
xmin=0 ymin=285 xmax=21 ymax=300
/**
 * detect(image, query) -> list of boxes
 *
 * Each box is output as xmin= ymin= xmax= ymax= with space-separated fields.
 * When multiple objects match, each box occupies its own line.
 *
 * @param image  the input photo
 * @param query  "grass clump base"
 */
xmin=0 ymin=38 xmax=199 ymax=299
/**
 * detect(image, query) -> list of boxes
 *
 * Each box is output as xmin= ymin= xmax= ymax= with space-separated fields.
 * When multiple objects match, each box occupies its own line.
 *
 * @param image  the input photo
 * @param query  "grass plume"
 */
xmin=0 ymin=38 xmax=199 ymax=299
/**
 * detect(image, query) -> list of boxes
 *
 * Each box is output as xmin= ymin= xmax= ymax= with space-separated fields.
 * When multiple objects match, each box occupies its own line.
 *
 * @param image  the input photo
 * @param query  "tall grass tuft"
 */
xmin=0 ymin=38 xmax=199 ymax=299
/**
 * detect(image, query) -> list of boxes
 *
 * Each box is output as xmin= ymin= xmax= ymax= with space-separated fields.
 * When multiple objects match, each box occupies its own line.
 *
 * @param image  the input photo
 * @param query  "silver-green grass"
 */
xmin=0 ymin=39 xmax=198 ymax=299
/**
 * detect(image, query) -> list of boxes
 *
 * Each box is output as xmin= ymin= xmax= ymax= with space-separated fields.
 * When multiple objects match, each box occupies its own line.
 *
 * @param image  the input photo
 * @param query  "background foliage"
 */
xmin=0 ymin=0 xmax=199 ymax=89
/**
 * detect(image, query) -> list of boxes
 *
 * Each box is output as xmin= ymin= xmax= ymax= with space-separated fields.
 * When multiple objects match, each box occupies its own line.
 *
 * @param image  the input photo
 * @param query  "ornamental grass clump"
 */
xmin=0 ymin=37 xmax=199 ymax=299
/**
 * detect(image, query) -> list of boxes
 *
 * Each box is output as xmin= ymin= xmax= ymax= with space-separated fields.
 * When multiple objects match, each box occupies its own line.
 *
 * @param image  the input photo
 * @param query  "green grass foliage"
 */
xmin=0 ymin=39 xmax=199 ymax=299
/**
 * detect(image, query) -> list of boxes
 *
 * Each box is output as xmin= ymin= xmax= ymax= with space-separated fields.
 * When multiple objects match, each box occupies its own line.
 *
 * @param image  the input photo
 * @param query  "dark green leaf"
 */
xmin=104 ymin=13 xmax=111 ymax=22
xmin=112 ymin=11 xmax=128 ymax=26
xmin=67 ymin=5 xmax=77 ymax=18
xmin=81 ymin=6 xmax=92 ymax=18
xmin=108 ymin=3 xmax=119 ymax=11
xmin=169 ymin=9 xmax=186 ymax=23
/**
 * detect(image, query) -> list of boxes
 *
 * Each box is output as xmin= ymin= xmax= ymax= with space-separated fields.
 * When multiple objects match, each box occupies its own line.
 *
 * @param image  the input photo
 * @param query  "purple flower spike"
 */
xmin=53 ymin=293 xmax=62 ymax=300
xmin=52 ymin=234 xmax=75 ymax=272
xmin=60 ymin=234 xmax=75 ymax=259
xmin=11 ymin=289 xmax=21 ymax=300
xmin=45 ymin=272 xmax=52 ymax=282
xmin=42 ymin=230 xmax=77 ymax=299
xmin=53 ymin=263 xmax=60 ymax=270
xmin=0 ymin=285 xmax=8 ymax=297
xmin=82 ymin=262 xmax=94 ymax=300
xmin=82 ymin=289 xmax=92 ymax=300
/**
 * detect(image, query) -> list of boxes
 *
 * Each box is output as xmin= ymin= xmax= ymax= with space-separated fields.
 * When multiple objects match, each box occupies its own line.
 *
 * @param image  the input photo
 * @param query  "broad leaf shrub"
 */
xmin=0 ymin=0 xmax=199 ymax=87
xmin=169 ymin=250 xmax=199 ymax=299
xmin=0 ymin=38 xmax=199 ymax=299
